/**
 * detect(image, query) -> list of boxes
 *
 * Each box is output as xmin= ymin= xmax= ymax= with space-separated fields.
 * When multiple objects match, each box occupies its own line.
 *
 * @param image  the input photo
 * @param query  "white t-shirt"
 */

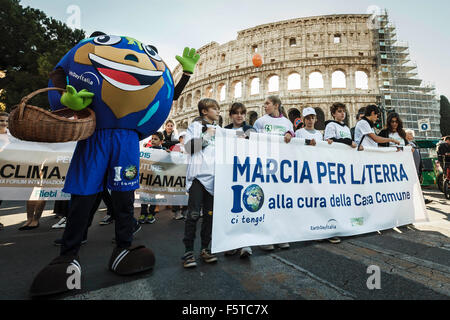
xmin=355 ymin=119 xmax=377 ymax=148
xmin=389 ymin=132 xmax=405 ymax=147
xmin=324 ymin=121 xmax=352 ymax=141
xmin=184 ymin=121 xmax=218 ymax=195
xmin=253 ymin=114 xmax=294 ymax=136
xmin=295 ymin=128 xmax=323 ymax=141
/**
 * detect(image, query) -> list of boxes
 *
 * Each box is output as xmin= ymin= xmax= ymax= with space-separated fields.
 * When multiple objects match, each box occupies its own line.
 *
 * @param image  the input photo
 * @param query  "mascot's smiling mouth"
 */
xmin=89 ymin=53 xmax=163 ymax=92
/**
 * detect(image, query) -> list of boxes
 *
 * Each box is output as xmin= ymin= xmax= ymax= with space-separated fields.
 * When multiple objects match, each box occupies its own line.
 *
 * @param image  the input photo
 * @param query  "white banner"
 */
xmin=135 ymin=148 xmax=188 ymax=205
xmin=211 ymin=130 xmax=429 ymax=253
xmin=0 ymin=134 xmax=188 ymax=204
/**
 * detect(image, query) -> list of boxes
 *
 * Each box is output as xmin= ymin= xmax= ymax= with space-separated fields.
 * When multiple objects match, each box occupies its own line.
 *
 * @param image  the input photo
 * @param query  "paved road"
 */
xmin=0 ymin=187 xmax=449 ymax=300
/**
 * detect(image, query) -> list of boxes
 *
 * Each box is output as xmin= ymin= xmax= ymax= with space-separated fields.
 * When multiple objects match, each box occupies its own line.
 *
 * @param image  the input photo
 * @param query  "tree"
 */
xmin=440 ymin=95 xmax=450 ymax=137
xmin=0 ymin=0 xmax=85 ymax=111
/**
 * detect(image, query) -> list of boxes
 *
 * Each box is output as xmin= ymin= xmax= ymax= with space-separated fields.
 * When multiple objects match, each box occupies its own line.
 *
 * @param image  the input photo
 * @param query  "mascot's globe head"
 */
xmin=60 ymin=34 xmax=175 ymax=139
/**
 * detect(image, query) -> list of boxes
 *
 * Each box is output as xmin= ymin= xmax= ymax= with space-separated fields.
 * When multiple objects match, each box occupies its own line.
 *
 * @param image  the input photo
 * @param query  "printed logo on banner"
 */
xmin=231 ymin=184 xmax=264 ymax=213
xmin=310 ymin=219 xmax=338 ymax=231
xmin=351 ymin=217 xmax=365 ymax=227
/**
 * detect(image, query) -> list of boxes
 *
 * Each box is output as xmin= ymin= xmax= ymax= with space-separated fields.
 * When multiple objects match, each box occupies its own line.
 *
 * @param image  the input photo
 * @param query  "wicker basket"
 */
xmin=8 ymin=87 xmax=96 ymax=143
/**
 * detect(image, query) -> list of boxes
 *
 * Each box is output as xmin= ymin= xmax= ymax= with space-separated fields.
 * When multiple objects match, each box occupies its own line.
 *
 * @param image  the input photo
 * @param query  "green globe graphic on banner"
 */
xmin=242 ymin=184 xmax=264 ymax=212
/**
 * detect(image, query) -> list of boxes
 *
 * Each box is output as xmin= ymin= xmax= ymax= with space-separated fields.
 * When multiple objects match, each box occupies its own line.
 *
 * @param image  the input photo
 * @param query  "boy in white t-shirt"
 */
xmin=354 ymin=105 xmax=400 ymax=150
xmin=323 ymin=103 xmax=356 ymax=244
xmin=324 ymin=103 xmax=356 ymax=149
xmin=295 ymin=107 xmax=323 ymax=145
xmin=254 ymin=96 xmax=294 ymax=251
xmin=182 ymin=98 xmax=220 ymax=268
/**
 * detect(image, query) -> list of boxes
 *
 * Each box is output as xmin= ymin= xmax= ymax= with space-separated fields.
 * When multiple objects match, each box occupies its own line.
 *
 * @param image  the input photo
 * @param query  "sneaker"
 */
xmin=146 ymin=214 xmax=156 ymax=224
xmin=260 ymin=244 xmax=275 ymax=251
xmin=327 ymin=237 xmax=341 ymax=244
xmin=424 ymin=199 xmax=433 ymax=204
xmin=99 ymin=215 xmax=114 ymax=225
xmin=225 ymin=249 xmax=238 ymax=256
xmin=0 ymin=222 xmax=4 ymax=230
xmin=174 ymin=211 xmax=184 ymax=220
xmin=182 ymin=251 xmax=197 ymax=268
xmin=277 ymin=243 xmax=290 ymax=249
xmin=52 ymin=217 xmax=66 ymax=229
xmin=240 ymin=247 xmax=252 ymax=258
xmin=138 ymin=214 xmax=147 ymax=224
xmin=200 ymin=249 xmax=218 ymax=263
xmin=54 ymin=238 xmax=87 ymax=246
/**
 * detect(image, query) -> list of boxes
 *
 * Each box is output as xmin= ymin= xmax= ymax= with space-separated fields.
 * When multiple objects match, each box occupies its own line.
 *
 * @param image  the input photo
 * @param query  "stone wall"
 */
xmin=170 ymin=14 xmax=379 ymax=130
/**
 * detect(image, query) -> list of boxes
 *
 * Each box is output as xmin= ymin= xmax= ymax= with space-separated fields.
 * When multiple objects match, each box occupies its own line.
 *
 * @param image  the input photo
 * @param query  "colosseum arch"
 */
xmin=314 ymin=107 xmax=326 ymax=130
xmin=205 ymin=86 xmax=213 ymax=98
xmin=267 ymin=74 xmax=279 ymax=93
xmin=250 ymin=77 xmax=260 ymax=95
xmin=248 ymin=111 xmax=259 ymax=126
xmin=355 ymin=70 xmax=369 ymax=89
xmin=232 ymin=80 xmax=242 ymax=98
xmin=287 ymin=72 xmax=301 ymax=90
xmin=194 ymin=89 xmax=201 ymax=106
xmin=288 ymin=107 xmax=301 ymax=126
xmin=178 ymin=96 xmax=184 ymax=112
xmin=217 ymin=83 xmax=226 ymax=102
xmin=331 ymin=70 xmax=347 ymax=88
xmin=186 ymin=93 xmax=192 ymax=109
xmin=308 ymin=71 xmax=324 ymax=89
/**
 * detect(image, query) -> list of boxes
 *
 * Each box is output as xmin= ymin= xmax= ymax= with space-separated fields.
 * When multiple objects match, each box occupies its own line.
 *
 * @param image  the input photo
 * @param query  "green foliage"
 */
xmin=440 ymin=95 xmax=450 ymax=136
xmin=0 ymin=0 xmax=85 ymax=111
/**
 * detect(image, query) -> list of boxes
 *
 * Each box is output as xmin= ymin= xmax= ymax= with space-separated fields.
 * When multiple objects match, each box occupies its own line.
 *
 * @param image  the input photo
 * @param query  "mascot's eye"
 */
xmin=93 ymin=35 xmax=122 ymax=46
xmin=143 ymin=44 xmax=162 ymax=61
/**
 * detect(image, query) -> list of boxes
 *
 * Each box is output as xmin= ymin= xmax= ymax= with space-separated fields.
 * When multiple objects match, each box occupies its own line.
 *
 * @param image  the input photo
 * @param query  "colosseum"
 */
xmin=169 ymin=13 xmax=440 ymax=139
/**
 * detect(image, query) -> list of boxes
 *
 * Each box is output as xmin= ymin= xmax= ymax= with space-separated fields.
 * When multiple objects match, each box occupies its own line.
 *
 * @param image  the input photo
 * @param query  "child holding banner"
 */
xmin=355 ymin=105 xmax=400 ymax=149
xmin=253 ymin=96 xmax=294 ymax=251
xmin=224 ymin=102 xmax=256 ymax=258
xmin=139 ymin=132 xmax=167 ymax=224
xmin=181 ymin=98 xmax=220 ymax=268
xmin=295 ymin=107 xmax=323 ymax=145
xmin=323 ymin=102 xmax=357 ymax=244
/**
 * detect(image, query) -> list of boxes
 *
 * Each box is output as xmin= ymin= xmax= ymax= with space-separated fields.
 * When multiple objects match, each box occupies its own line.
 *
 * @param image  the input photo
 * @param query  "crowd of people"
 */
xmin=0 ymin=97 xmax=448 ymax=269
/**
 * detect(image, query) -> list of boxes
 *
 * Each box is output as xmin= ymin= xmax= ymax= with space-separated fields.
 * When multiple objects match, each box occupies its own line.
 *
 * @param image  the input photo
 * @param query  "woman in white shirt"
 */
xmin=378 ymin=112 xmax=409 ymax=147
xmin=355 ymin=105 xmax=400 ymax=150
xmin=253 ymin=96 xmax=295 ymax=143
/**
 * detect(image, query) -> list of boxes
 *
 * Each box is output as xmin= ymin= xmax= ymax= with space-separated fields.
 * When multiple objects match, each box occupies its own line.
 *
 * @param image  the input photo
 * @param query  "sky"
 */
xmin=20 ymin=0 xmax=450 ymax=98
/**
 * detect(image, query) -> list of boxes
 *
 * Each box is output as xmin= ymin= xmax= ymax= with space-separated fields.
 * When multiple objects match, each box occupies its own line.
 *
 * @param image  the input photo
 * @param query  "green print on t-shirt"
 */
xmin=265 ymin=124 xmax=286 ymax=135
xmin=339 ymin=130 xmax=350 ymax=139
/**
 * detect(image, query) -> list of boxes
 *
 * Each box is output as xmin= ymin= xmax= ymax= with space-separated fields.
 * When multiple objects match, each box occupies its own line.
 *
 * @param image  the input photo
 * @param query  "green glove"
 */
xmin=176 ymin=47 xmax=200 ymax=74
xmin=60 ymin=85 xmax=94 ymax=111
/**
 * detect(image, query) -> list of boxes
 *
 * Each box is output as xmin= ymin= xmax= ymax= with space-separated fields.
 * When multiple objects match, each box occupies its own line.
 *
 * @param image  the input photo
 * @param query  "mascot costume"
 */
xmin=30 ymin=32 xmax=199 ymax=297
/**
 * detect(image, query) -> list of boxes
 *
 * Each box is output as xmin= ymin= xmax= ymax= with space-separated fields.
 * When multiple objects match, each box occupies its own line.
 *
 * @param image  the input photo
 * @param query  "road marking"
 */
xmin=221 ymin=254 xmax=353 ymax=299
xmin=349 ymin=239 xmax=450 ymax=276
xmin=385 ymin=229 xmax=450 ymax=251
xmin=270 ymin=253 xmax=356 ymax=299
xmin=315 ymin=240 xmax=450 ymax=297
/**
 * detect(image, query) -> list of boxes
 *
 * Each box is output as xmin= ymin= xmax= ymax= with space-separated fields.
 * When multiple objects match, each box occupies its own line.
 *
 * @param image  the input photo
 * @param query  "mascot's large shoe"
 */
xmin=30 ymin=255 xmax=81 ymax=297
xmin=109 ymin=245 xmax=155 ymax=275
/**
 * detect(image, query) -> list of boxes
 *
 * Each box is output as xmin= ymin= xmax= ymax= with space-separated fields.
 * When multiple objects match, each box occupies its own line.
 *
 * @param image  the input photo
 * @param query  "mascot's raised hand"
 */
xmin=60 ymin=85 xmax=94 ymax=111
xmin=176 ymin=47 xmax=200 ymax=74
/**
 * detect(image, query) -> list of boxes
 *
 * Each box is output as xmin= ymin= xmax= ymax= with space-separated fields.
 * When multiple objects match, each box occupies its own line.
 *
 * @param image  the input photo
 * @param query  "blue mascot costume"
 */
xmin=30 ymin=32 xmax=199 ymax=297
